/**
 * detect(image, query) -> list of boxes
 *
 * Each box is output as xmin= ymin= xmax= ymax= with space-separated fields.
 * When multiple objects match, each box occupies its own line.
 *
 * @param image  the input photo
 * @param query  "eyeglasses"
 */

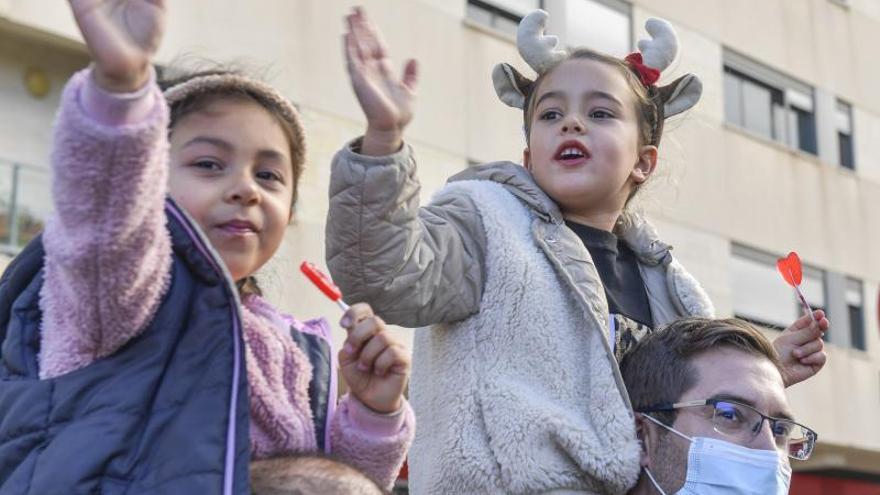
xmin=639 ymin=398 xmax=817 ymax=460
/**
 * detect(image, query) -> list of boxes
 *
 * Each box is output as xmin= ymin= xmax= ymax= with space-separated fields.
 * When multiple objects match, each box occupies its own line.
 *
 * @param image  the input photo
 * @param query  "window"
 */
xmin=730 ymin=245 xmax=826 ymax=330
xmin=562 ymin=0 xmax=631 ymax=58
xmin=466 ymin=0 xmax=541 ymax=36
xmin=724 ymin=50 xmax=817 ymax=155
xmin=846 ymin=278 xmax=865 ymax=350
xmin=836 ymin=100 xmax=855 ymax=170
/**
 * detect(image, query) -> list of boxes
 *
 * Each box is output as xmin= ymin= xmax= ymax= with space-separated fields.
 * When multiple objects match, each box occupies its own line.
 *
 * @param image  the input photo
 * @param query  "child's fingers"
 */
xmin=789 ymin=311 xmax=813 ymax=331
xmin=361 ymin=13 xmax=389 ymax=59
xmin=340 ymin=302 xmax=374 ymax=329
xmin=350 ymin=9 xmax=380 ymax=60
xmin=344 ymin=315 xmax=385 ymax=354
xmin=783 ymin=320 xmax=825 ymax=346
xmin=347 ymin=20 xmax=371 ymax=64
xmin=797 ymin=309 xmax=826 ymax=329
xmin=799 ymin=350 xmax=827 ymax=367
xmin=793 ymin=338 xmax=824 ymax=359
xmin=356 ymin=331 xmax=392 ymax=371
xmin=817 ymin=314 xmax=830 ymax=332
xmin=343 ymin=33 xmax=363 ymax=72
xmin=372 ymin=344 xmax=410 ymax=377
xmin=347 ymin=10 xmax=374 ymax=60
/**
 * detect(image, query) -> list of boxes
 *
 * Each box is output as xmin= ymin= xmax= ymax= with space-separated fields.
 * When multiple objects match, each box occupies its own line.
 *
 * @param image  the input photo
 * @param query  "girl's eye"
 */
xmin=539 ymin=109 xmax=563 ymax=121
xmin=192 ymin=159 xmax=222 ymax=171
xmin=256 ymin=170 xmax=284 ymax=183
xmin=590 ymin=109 xmax=615 ymax=119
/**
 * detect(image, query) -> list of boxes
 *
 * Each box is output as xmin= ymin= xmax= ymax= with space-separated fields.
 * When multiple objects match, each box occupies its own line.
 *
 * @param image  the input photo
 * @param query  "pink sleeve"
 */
xmin=38 ymin=68 xmax=172 ymax=379
xmin=330 ymin=394 xmax=415 ymax=491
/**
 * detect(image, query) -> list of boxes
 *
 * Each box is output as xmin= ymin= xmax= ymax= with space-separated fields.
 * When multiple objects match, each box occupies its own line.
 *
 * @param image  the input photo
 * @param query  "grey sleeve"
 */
xmin=325 ymin=139 xmax=486 ymax=327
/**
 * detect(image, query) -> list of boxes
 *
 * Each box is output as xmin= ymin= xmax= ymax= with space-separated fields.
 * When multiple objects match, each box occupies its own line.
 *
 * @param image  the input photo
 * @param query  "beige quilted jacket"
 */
xmin=326 ymin=139 xmax=714 ymax=494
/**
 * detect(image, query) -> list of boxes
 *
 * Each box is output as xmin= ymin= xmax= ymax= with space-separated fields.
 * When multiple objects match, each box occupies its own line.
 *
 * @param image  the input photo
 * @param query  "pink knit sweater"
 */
xmin=37 ymin=68 xmax=413 ymax=489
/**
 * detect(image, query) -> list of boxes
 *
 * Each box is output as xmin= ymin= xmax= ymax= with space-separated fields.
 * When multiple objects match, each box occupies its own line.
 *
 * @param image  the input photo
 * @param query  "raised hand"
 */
xmin=68 ymin=0 xmax=166 ymax=92
xmin=343 ymin=7 xmax=418 ymax=156
xmin=339 ymin=303 xmax=410 ymax=414
xmin=773 ymin=309 xmax=829 ymax=387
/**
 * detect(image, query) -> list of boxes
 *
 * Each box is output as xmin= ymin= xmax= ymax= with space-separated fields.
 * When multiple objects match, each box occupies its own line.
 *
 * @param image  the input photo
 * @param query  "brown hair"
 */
xmin=160 ymin=69 xmax=306 ymax=298
xmin=522 ymin=48 xmax=662 ymax=148
xmin=160 ymin=69 xmax=305 ymax=208
xmin=250 ymin=455 xmax=386 ymax=495
xmin=619 ymin=317 xmax=782 ymax=425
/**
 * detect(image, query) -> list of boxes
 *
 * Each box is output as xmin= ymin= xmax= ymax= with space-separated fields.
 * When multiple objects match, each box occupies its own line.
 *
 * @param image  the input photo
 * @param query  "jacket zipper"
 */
xmin=165 ymin=200 xmax=242 ymax=495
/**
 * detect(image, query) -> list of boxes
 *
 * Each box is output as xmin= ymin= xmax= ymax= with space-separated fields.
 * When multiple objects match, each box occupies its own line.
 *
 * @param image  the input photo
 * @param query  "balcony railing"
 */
xmin=0 ymin=159 xmax=51 ymax=256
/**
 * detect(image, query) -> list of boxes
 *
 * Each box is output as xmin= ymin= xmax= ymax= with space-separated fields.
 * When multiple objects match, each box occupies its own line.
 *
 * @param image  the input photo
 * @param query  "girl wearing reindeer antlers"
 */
xmin=328 ymin=7 xmax=828 ymax=494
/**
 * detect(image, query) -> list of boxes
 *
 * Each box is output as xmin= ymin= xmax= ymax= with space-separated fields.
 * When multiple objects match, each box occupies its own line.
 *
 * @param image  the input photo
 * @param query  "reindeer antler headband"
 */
xmin=492 ymin=10 xmax=702 ymax=142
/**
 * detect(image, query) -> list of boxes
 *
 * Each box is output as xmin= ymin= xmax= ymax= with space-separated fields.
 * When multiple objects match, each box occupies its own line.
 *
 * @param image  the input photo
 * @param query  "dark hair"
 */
xmin=619 ymin=317 xmax=782 ymax=426
xmin=522 ymin=48 xmax=662 ymax=148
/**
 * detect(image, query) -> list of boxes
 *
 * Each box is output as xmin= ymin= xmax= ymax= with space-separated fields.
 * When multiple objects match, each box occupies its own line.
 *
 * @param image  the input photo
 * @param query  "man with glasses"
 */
xmin=619 ymin=317 xmax=818 ymax=495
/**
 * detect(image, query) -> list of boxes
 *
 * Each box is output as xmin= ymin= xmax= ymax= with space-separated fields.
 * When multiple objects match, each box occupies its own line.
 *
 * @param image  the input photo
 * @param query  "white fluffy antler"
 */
xmin=636 ymin=18 xmax=678 ymax=72
xmin=517 ymin=10 xmax=566 ymax=74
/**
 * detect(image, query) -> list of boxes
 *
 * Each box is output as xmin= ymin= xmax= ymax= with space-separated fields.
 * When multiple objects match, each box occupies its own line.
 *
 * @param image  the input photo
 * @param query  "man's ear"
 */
xmin=635 ymin=414 xmax=660 ymax=469
xmin=523 ymin=147 xmax=532 ymax=171
xmin=632 ymin=145 xmax=658 ymax=184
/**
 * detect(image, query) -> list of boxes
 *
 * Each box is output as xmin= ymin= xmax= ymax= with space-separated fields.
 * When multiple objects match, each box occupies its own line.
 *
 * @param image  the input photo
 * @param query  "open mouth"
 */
xmin=554 ymin=141 xmax=591 ymax=164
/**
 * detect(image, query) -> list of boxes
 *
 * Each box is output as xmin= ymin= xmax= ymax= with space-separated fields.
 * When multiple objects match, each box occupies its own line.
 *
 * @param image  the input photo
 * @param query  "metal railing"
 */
xmin=0 ymin=159 xmax=51 ymax=256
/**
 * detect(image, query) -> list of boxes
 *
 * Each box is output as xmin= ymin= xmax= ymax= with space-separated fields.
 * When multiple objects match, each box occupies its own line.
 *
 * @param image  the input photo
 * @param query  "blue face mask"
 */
xmin=642 ymin=414 xmax=792 ymax=495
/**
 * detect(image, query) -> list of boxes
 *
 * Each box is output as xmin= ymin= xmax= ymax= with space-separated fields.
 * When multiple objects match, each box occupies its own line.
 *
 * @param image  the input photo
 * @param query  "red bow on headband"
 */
xmin=625 ymin=53 xmax=661 ymax=87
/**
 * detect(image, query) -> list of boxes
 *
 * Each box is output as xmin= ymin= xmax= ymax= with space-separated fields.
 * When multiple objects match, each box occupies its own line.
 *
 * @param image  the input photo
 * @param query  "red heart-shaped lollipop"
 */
xmin=300 ymin=261 xmax=343 ymax=302
xmin=776 ymin=252 xmax=803 ymax=287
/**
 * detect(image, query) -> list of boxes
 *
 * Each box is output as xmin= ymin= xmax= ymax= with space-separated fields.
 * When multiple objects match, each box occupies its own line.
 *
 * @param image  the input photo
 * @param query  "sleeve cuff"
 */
xmin=344 ymin=137 xmax=410 ymax=164
xmin=346 ymin=395 xmax=408 ymax=437
xmin=79 ymin=65 xmax=159 ymax=126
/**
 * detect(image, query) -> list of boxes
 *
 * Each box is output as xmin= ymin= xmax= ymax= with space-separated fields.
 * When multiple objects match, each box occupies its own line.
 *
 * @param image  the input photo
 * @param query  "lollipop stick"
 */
xmin=794 ymin=286 xmax=816 ymax=322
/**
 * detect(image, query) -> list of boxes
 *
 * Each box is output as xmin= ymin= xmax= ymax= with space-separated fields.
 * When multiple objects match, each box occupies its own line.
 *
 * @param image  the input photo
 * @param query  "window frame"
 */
xmin=835 ymin=99 xmax=856 ymax=170
xmin=723 ymin=49 xmax=818 ymax=155
xmin=465 ymin=0 xmax=543 ymax=36
xmin=730 ymin=244 xmax=827 ymax=331
xmin=846 ymin=277 xmax=866 ymax=351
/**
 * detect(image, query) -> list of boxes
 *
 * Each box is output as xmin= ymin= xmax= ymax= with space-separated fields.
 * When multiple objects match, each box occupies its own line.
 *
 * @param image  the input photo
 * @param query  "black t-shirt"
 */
xmin=566 ymin=221 xmax=655 ymax=359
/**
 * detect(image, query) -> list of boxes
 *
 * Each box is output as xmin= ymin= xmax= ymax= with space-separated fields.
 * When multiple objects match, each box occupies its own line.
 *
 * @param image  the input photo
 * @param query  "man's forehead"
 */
xmin=682 ymin=348 xmax=792 ymax=418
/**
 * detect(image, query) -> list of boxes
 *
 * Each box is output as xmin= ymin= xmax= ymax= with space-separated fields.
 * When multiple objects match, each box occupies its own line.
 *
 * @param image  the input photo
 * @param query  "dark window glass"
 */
xmin=849 ymin=305 xmax=865 ymax=350
xmin=794 ymin=107 xmax=817 ymax=154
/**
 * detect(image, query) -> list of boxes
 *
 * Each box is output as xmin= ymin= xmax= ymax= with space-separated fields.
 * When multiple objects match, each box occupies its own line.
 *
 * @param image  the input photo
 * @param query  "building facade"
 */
xmin=1 ymin=0 xmax=877 ymax=492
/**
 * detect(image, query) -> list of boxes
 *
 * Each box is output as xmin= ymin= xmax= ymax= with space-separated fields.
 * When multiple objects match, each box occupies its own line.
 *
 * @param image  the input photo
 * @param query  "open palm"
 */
xmin=69 ymin=0 xmax=166 ymax=91
xmin=344 ymin=7 xmax=418 ymax=155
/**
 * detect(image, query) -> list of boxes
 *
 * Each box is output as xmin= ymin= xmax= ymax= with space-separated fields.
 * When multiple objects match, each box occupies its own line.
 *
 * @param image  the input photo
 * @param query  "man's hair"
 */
xmin=619 ymin=317 xmax=782 ymax=425
xmin=250 ymin=455 xmax=386 ymax=495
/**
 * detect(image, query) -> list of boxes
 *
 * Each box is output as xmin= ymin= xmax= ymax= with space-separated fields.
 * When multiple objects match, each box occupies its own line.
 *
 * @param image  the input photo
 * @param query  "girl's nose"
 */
xmin=226 ymin=176 xmax=260 ymax=205
xmin=561 ymin=116 xmax=584 ymax=133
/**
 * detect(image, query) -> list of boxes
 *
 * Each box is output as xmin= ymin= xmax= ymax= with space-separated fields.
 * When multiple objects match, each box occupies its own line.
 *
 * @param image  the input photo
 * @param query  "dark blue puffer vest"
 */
xmin=0 ymin=200 xmax=331 ymax=494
